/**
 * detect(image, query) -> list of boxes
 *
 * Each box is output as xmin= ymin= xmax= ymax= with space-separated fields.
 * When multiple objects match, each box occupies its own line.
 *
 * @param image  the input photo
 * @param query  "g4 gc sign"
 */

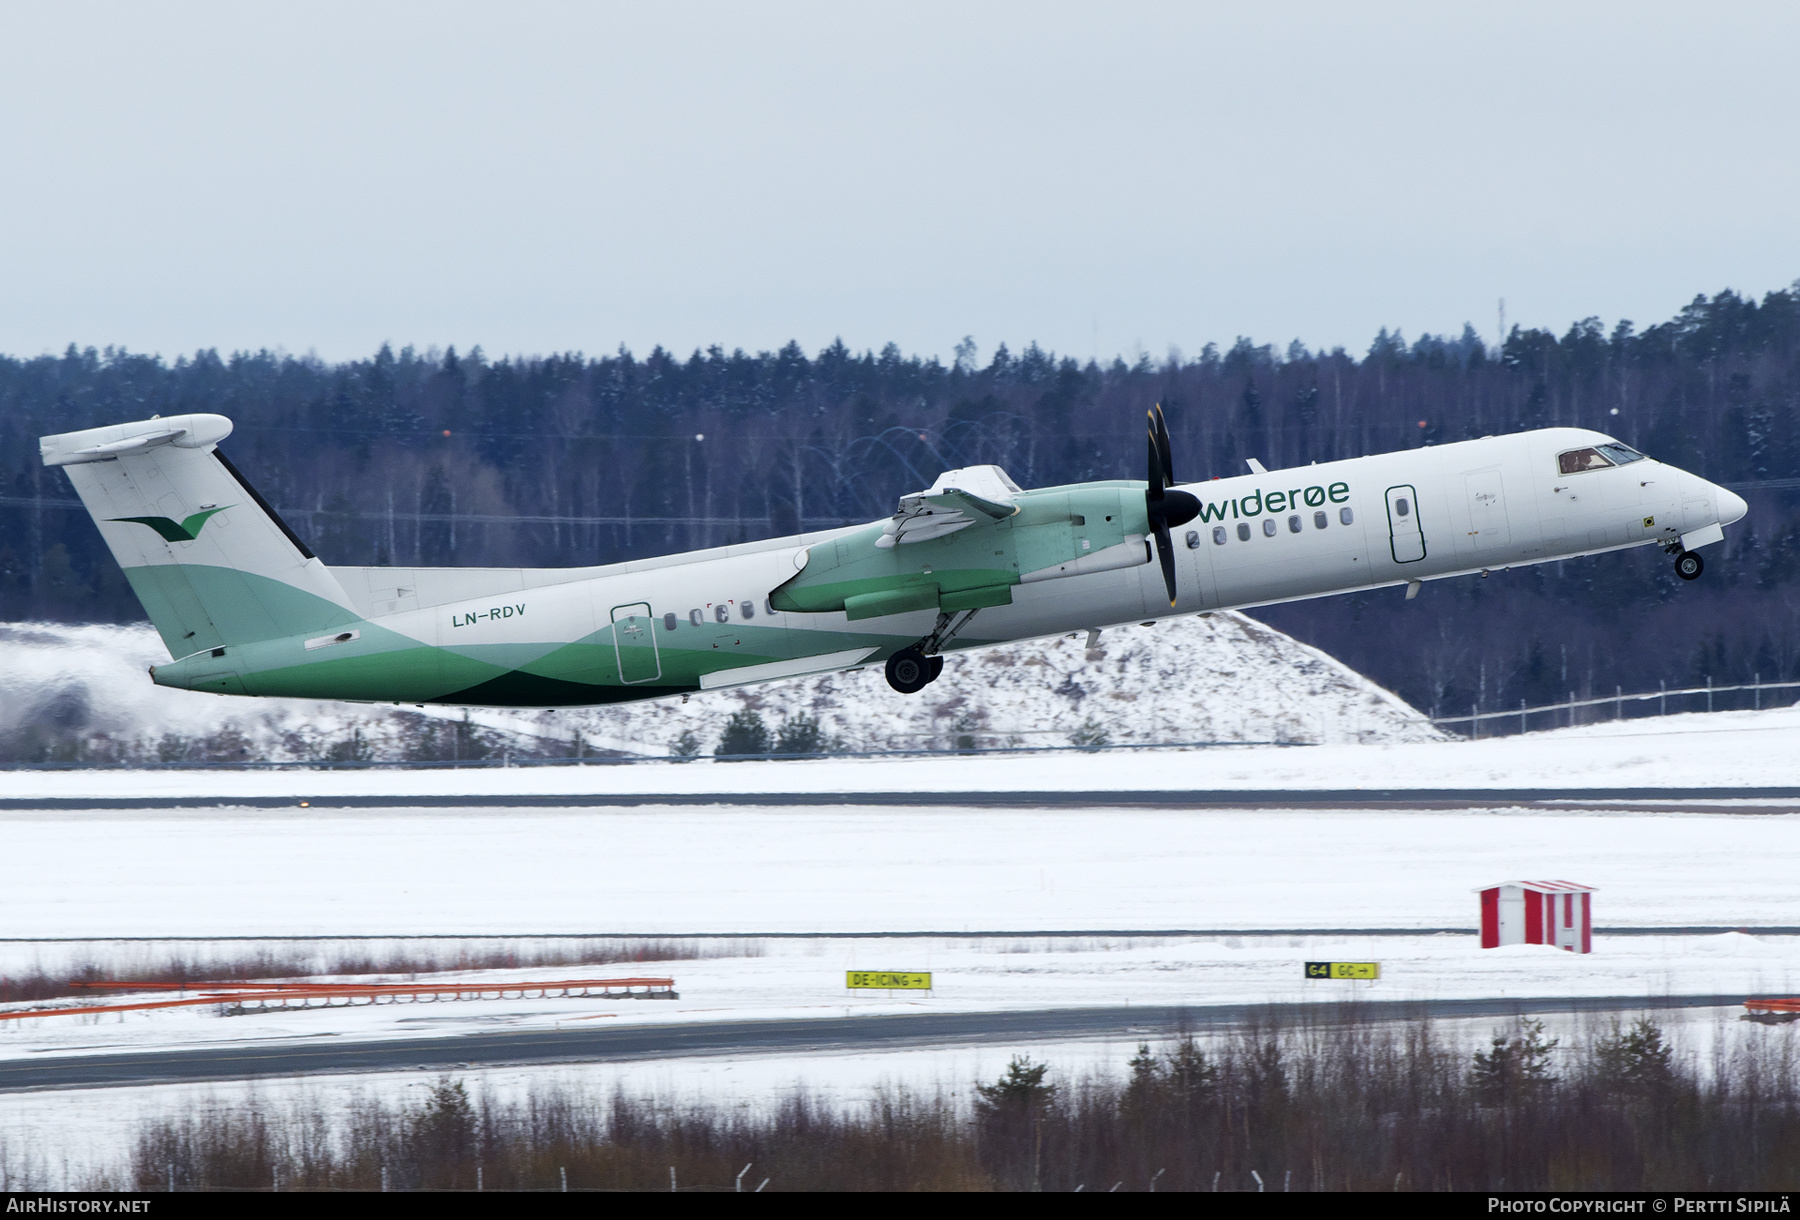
xmin=1304 ymin=961 xmax=1381 ymax=980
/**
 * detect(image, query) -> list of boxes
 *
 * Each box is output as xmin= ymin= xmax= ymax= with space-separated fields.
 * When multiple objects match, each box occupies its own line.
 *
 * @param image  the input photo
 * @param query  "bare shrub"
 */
xmin=42 ymin=1010 xmax=1800 ymax=1192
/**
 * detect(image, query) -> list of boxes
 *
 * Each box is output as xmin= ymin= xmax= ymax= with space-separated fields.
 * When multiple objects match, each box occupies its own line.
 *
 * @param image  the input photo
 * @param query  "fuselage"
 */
xmin=143 ymin=426 xmax=1746 ymax=708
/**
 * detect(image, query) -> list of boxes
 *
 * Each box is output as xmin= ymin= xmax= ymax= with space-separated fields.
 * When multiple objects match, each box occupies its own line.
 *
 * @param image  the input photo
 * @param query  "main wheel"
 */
xmin=885 ymin=648 xmax=932 ymax=694
xmin=927 ymin=655 xmax=944 ymax=683
xmin=1675 ymin=550 xmax=1704 ymax=581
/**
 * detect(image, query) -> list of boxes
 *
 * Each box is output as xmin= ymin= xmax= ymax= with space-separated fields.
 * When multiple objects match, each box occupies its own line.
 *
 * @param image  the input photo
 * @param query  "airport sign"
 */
xmin=1304 ymin=962 xmax=1381 ymax=980
xmin=847 ymin=971 xmax=932 ymax=990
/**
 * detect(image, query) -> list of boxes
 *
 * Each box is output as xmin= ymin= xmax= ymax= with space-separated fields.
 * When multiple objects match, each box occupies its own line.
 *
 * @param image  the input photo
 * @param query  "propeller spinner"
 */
xmin=1145 ymin=403 xmax=1200 ymax=606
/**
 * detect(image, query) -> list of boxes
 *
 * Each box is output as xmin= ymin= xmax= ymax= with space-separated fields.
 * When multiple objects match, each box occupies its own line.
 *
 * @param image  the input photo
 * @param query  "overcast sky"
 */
xmin=1 ymin=2 xmax=1796 ymax=366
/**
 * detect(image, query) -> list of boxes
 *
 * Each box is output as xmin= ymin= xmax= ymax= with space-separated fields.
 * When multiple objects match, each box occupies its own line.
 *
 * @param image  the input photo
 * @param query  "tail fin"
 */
xmin=41 ymin=414 xmax=359 ymax=656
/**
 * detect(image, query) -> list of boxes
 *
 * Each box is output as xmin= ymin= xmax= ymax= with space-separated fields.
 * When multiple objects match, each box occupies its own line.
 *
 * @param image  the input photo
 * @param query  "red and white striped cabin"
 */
xmin=1477 ymin=880 xmax=1594 ymax=953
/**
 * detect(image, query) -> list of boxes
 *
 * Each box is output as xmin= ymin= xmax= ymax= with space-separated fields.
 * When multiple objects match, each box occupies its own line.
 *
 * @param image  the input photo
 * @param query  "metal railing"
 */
xmin=1 ymin=977 xmax=678 ymax=1022
xmin=1432 ymin=675 xmax=1800 ymax=737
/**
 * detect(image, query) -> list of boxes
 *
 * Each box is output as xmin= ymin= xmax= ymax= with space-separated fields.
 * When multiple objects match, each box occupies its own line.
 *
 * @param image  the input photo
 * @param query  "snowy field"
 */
xmin=0 ymin=803 xmax=1795 ymax=938
xmin=2 ymin=933 xmax=1795 ymax=1067
xmin=0 ymin=713 xmax=1794 ymax=1185
xmin=7 ymin=703 xmax=1800 ymax=803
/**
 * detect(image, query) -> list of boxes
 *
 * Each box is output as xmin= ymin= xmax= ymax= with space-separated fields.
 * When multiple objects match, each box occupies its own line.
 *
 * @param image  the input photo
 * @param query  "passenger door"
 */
xmin=610 ymin=603 xmax=662 ymax=684
xmin=1384 ymin=485 xmax=1426 ymax=563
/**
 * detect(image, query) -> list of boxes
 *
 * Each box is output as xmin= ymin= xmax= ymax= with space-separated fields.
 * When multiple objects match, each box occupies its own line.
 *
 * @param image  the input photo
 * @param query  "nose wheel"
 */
xmin=1675 ymin=550 xmax=1704 ymax=581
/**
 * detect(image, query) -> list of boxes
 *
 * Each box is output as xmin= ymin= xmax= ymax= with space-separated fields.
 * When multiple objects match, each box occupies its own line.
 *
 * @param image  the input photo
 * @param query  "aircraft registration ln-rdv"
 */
xmin=40 ymin=409 xmax=1747 ymax=705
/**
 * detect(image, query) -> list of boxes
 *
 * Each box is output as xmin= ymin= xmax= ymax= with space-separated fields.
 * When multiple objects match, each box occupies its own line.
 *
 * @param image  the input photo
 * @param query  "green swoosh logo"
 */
xmin=109 ymin=506 xmax=231 ymax=543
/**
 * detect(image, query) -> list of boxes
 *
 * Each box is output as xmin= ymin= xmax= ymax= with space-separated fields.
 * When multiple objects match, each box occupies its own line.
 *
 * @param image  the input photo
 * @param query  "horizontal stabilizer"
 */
xmin=41 ymin=414 xmax=233 ymax=466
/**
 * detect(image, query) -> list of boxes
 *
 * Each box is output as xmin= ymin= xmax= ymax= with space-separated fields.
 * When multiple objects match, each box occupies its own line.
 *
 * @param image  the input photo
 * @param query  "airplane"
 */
xmin=39 ymin=409 xmax=1747 ymax=706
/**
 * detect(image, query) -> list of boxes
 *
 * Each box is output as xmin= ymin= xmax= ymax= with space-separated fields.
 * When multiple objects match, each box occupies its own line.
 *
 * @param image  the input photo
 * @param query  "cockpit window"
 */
xmin=1595 ymin=442 xmax=1646 ymax=466
xmin=1558 ymin=447 xmax=1614 ymax=475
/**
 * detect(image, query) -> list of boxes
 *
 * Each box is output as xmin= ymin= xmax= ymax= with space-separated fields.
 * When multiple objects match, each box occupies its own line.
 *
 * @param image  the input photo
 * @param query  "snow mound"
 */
xmin=533 ymin=612 xmax=1445 ymax=755
xmin=0 ymin=612 xmax=1443 ymax=762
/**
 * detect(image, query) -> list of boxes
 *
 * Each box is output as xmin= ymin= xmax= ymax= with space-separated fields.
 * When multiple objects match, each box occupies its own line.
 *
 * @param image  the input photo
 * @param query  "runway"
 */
xmin=5 ymin=926 xmax=1799 ymax=940
xmin=0 ymin=995 xmax=1755 ymax=1093
xmin=4 ymin=787 xmax=1800 ymax=811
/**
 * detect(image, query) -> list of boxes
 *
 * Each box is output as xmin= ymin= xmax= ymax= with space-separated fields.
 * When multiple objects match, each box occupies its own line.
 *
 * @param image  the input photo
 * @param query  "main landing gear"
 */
xmin=884 ymin=648 xmax=942 ymax=694
xmin=883 ymin=609 xmax=977 ymax=694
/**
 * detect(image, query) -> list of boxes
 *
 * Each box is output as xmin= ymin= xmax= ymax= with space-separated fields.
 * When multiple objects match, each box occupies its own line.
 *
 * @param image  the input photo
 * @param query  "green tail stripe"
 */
xmin=124 ymin=563 xmax=358 ymax=651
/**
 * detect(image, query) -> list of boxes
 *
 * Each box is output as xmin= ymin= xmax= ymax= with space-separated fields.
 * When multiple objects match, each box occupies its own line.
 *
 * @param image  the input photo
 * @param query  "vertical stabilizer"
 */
xmin=41 ymin=414 xmax=360 ymax=656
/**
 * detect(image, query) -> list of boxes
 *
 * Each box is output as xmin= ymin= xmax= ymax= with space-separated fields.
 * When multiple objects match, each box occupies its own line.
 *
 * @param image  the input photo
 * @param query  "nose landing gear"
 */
xmin=1675 ymin=550 xmax=1704 ymax=581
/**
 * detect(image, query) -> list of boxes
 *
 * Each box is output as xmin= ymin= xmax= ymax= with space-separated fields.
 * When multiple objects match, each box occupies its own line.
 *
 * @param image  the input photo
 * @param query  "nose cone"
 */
xmin=1153 ymin=487 xmax=1201 ymax=529
xmin=1718 ymin=486 xmax=1748 ymax=526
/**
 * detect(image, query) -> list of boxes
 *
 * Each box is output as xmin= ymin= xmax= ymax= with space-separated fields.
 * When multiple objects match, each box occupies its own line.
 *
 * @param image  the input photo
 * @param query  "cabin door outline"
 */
xmin=1384 ymin=484 xmax=1426 ymax=563
xmin=610 ymin=602 xmax=662 ymax=684
xmin=1464 ymin=468 xmax=1511 ymax=549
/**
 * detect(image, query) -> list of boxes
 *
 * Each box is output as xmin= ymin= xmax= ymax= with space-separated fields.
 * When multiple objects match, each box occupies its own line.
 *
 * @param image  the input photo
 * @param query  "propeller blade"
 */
xmin=1152 ymin=519 xmax=1178 ymax=606
xmin=1143 ymin=403 xmax=1199 ymax=606
xmin=1152 ymin=403 xmax=1175 ymax=486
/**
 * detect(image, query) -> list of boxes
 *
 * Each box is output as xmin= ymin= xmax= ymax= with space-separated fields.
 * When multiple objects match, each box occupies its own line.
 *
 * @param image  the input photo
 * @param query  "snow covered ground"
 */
xmin=0 ymin=803 xmax=1794 ymax=938
xmin=3 ymin=930 xmax=1794 ymax=1187
xmin=0 ymin=959 xmax=1785 ymax=1190
xmin=1 ymin=691 xmax=1796 ymax=1187
xmin=2 ymin=933 xmax=1794 ymax=1067
xmin=7 ymin=702 xmax=1800 ymax=804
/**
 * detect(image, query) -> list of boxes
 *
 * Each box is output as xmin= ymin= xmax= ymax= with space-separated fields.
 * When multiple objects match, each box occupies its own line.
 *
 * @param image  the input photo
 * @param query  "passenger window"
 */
xmin=1339 ymin=507 xmax=1354 ymax=525
xmin=1313 ymin=511 xmax=1327 ymax=530
xmin=1261 ymin=518 xmax=1277 ymax=537
xmin=662 ymin=612 xmax=677 ymax=632
xmin=1185 ymin=529 xmax=1200 ymax=549
xmin=714 ymin=604 xmax=730 ymax=623
xmin=764 ymin=597 xmax=777 ymax=616
xmin=1213 ymin=526 xmax=1227 ymax=545
xmin=688 ymin=609 xmax=703 ymax=627
xmin=1557 ymin=447 xmax=1614 ymax=475
xmin=1396 ymin=498 xmax=1410 ymax=517
xmin=741 ymin=600 xmax=754 ymax=620
xmin=1287 ymin=514 xmax=1301 ymax=533
xmin=1237 ymin=523 xmax=1251 ymax=541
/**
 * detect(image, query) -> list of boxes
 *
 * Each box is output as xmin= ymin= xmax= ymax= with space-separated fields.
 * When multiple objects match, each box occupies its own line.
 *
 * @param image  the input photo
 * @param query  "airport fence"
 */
xmin=1431 ymin=674 xmax=1800 ymax=739
xmin=0 ymin=738 xmax=1317 ymax=771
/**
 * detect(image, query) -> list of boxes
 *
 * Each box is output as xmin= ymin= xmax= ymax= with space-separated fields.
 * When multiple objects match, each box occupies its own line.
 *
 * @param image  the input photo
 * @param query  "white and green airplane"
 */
xmin=41 ymin=408 xmax=1745 ymax=706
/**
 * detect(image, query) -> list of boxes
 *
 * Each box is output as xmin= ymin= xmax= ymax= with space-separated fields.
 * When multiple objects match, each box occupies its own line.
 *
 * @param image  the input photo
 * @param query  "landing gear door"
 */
xmin=1385 ymin=484 xmax=1426 ymax=563
xmin=610 ymin=603 xmax=662 ymax=684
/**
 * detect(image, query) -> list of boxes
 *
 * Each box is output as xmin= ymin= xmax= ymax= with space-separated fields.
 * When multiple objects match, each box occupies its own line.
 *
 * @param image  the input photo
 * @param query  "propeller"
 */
xmin=1145 ymin=403 xmax=1200 ymax=607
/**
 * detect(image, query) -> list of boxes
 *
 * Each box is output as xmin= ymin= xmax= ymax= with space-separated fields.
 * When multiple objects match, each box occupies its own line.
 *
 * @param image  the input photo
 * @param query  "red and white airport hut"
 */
xmin=1477 ymin=880 xmax=1595 ymax=953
